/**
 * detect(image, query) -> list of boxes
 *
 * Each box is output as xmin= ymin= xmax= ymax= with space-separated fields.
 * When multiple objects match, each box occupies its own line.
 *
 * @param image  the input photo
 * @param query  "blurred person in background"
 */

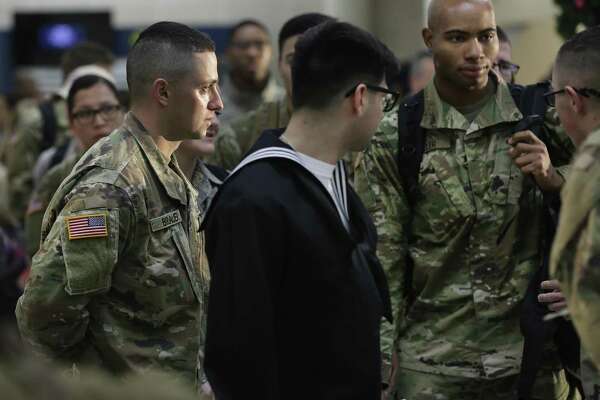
xmin=219 ymin=19 xmax=284 ymax=123
xmin=5 ymin=41 xmax=114 ymax=225
xmin=211 ymin=13 xmax=333 ymax=170
xmin=24 ymin=74 xmax=124 ymax=258
xmin=494 ymin=26 xmax=520 ymax=84
xmin=408 ymin=50 xmax=435 ymax=95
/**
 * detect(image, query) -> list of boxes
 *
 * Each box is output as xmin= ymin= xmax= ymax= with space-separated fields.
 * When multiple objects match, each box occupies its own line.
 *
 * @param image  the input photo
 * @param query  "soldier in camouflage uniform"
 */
xmin=6 ymin=43 xmax=114 ymax=224
xmin=16 ymin=22 xmax=223 ymax=387
xmin=211 ymin=13 xmax=332 ymax=170
xmin=355 ymin=1 xmax=576 ymax=398
xmin=25 ymin=74 xmax=124 ymax=258
xmin=549 ymin=26 xmax=600 ymax=400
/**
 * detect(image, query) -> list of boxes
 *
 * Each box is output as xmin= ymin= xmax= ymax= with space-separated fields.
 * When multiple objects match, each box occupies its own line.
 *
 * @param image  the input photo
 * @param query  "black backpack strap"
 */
xmin=396 ymin=90 xmax=425 ymax=310
xmin=48 ymin=141 xmax=71 ymax=171
xmin=39 ymin=98 xmax=58 ymax=151
xmin=396 ymin=90 xmax=426 ymax=208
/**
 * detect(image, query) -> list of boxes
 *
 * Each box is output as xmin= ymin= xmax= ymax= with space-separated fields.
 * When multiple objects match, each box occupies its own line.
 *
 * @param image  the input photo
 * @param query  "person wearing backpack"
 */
xmin=5 ymin=42 xmax=114 ymax=225
xmin=354 ymin=0 xmax=577 ymax=399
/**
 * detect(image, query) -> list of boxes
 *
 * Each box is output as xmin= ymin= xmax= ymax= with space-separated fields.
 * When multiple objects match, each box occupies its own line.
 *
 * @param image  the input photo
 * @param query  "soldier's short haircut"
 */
xmin=278 ymin=13 xmax=334 ymax=56
xmin=227 ymin=19 xmax=269 ymax=46
xmin=61 ymin=42 xmax=115 ymax=78
xmin=555 ymin=25 xmax=600 ymax=92
xmin=291 ymin=21 xmax=391 ymax=110
xmin=126 ymin=21 xmax=215 ymax=102
xmin=67 ymin=75 xmax=120 ymax=116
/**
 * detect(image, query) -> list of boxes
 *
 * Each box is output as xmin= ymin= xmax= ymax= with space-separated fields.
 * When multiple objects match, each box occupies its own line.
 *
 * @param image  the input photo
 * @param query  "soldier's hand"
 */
xmin=537 ymin=280 xmax=567 ymax=312
xmin=508 ymin=131 xmax=564 ymax=192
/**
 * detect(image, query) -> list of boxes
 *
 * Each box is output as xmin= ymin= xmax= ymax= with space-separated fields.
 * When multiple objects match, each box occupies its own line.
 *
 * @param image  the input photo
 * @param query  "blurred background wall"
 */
xmin=0 ymin=0 xmax=565 ymax=93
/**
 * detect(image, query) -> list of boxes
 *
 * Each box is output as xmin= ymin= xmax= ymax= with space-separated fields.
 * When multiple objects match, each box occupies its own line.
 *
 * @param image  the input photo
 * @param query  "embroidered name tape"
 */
xmin=150 ymin=210 xmax=182 ymax=232
xmin=66 ymin=213 xmax=108 ymax=240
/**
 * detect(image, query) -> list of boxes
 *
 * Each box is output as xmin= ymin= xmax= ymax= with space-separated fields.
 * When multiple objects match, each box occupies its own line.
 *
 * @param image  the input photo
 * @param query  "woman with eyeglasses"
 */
xmin=24 ymin=74 xmax=124 ymax=258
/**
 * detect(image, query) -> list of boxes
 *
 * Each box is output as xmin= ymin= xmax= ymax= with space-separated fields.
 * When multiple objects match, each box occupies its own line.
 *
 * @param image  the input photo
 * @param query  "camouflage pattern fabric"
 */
xmin=551 ymin=127 xmax=600 ymax=398
xmin=6 ymin=98 xmax=71 ymax=223
xmin=209 ymin=98 xmax=290 ymax=170
xmin=16 ymin=112 xmax=210 ymax=385
xmin=25 ymin=152 xmax=80 ymax=258
xmin=354 ymin=77 xmax=575 ymax=395
xmin=218 ymin=73 xmax=284 ymax=124
xmin=189 ymin=161 xmax=223 ymax=221
xmin=391 ymin=366 xmax=576 ymax=400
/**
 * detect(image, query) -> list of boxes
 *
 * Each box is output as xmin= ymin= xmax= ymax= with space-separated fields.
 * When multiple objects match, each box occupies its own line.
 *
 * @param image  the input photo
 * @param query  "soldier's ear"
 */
xmin=565 ymin=86 xmax=585 ymax=116
xmin=152 ymin=79 xmax=170 ymax=107
xmin=422 ymin=28 xmax=433 ymax=49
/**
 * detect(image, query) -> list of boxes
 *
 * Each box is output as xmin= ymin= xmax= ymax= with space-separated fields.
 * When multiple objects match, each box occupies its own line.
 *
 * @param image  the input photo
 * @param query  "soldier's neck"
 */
xmin=130 ymin=108 xmax=181 ymax=160
xmin=434 ymin=75 xmax=494 ymax=109
xmin=174 ymin=150 xmax=200 ymax=181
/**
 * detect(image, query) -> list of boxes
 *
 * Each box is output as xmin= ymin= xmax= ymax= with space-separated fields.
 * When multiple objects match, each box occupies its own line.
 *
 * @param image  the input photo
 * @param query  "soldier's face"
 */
xmin=551 ymin=68 xmax=585 ymax=147
xmin=70 ymin=82 xmax=123 ymax=150
xmin=424 ymin=1 xmax=498 ymax=92
xmin=278 ymin=34 xmax=299 ymax=102
xmin=167 ymin=52 xmax=223 ymax=141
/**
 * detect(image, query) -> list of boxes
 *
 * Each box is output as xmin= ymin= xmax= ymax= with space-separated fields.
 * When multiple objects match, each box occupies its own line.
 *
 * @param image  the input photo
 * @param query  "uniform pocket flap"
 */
xmin=60 ymin=209 xmax=119 ymax=295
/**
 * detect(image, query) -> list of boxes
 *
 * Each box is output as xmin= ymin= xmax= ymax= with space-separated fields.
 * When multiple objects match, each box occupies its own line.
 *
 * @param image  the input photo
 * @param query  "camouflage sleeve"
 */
xmin=24 ymin=166 xmax=64 ymax=258
xmin=207 ymin=123 xmax=242 ymax=171
xmin=353 ymin=111 xmax=411 ymax=379
xmin=543 ymin=107 xmax=575 ymax=179
xmin=230 ymin=108 xmax=260 ymax=155
xmin=16 ymin=182 xmax=134 ymax=361
xmin=569 ymin=203 xmax=600 ymax=370
xmin=6 ymin=104 xmax=44 ymax=223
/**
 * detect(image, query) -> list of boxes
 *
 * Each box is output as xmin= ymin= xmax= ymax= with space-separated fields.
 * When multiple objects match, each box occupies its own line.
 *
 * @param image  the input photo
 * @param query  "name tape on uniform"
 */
xmin=66 ymin=213 xmax=108 ymax=240
xmin=150 ymin=210 xmax=182 ymax=232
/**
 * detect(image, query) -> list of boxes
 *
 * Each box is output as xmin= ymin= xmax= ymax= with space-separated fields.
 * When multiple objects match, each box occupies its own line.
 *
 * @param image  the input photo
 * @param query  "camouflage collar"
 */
xmin=124 ymin=112 xmax=188 ymax=206
xmin=421 ymin=73 xmax=523 ymax=132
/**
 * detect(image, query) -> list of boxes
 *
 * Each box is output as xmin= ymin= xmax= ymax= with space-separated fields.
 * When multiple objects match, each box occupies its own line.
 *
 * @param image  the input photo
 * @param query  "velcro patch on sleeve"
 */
xmin=65 ymin=213 xmax=108 ymax=240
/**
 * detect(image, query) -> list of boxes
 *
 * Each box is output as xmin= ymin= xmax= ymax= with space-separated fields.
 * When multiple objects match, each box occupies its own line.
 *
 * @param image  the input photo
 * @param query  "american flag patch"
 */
xmin=66 ymin=213 xmax=108 ymax=240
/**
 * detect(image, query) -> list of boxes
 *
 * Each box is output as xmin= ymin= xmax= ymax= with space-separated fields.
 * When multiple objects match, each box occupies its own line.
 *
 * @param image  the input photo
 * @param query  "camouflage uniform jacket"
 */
xmin=25 ymin=151 xmax=81 ymax=258
xmin=16 ymin=113 xmax=210 ymax=384
xmin=551 ymin=127 xmax=600 ymax=395
xmin=218 ymin=73 xmax=284 ymax=124
xmin=190 ymin=160 xmax=225 ymax=221
xmin=210 ymin=98 xmax=290 ymax=170
xmin=355 ymin=78 xmax=574 ymax=379
xmin=6 ymin=97 xmax=70 ymax=222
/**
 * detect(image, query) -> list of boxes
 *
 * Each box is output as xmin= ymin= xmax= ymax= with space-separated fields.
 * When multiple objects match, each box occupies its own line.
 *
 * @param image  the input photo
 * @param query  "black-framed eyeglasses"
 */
xmin=493 ymin=60 xmax=520 ymax=76
xmin=344 ymin=84 xmax=401 ymax=112
xmin=72 ymin=104 xmax=122 ymax=125
xmin=543 ymin=87 xmax=600 ymax=107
